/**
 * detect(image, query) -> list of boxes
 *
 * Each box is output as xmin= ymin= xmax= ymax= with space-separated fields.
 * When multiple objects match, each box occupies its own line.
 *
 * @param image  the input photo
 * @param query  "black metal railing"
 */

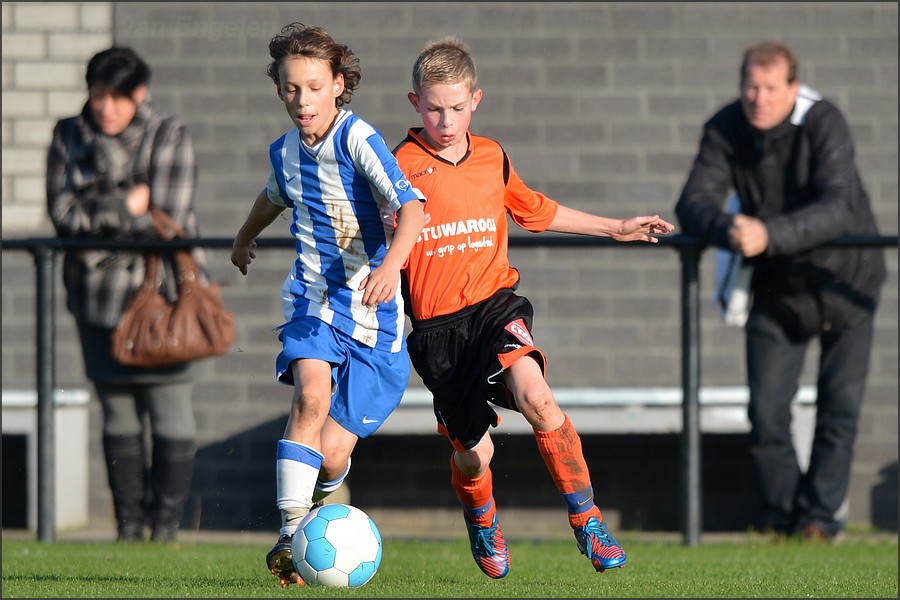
xmin=2 ymin=233 xmax=896 ymax=545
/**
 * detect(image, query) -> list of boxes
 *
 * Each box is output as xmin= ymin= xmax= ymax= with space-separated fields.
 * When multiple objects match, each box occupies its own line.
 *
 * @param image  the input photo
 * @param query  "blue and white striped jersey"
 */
xmin=266 ymin=110 xmax=424 ymax=352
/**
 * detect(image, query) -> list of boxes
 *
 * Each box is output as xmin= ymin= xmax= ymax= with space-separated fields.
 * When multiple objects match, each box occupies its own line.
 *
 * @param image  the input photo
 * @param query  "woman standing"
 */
xmin=47 ymin=46 xmax=208 ymax=543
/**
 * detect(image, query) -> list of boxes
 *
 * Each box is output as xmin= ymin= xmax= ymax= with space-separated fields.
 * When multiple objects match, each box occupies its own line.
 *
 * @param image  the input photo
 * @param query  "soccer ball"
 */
xmin=291 ymin=503 xmax=383 ymax=588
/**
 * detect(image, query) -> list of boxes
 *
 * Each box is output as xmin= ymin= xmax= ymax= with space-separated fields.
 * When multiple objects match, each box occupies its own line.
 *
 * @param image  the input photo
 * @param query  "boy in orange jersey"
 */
xmin=393 ymin=37 xmax=674 ymax=579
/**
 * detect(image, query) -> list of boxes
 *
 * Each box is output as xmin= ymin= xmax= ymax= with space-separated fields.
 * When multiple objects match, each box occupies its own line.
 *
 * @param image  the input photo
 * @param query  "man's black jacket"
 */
xmin=675 ymin=93 xmax=886 ymax=339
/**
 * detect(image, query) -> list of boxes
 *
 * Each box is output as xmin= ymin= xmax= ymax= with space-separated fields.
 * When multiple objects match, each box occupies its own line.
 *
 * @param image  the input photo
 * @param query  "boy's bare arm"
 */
xmin=231 ymin=190 xmax=287 ymax=275
xmin=548 ymin=204 xmax=675 ymax=243
xmin=359 ymin=199 xmax=425 ymax=308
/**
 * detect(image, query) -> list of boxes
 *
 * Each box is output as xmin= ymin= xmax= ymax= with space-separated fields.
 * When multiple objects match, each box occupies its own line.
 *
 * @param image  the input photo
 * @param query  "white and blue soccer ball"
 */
xmin=291 ymin=503 xmax=383 ymax=588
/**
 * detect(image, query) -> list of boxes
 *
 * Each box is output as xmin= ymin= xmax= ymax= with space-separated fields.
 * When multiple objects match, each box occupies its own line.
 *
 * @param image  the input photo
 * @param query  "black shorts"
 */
xmin=407 ymin=288 xmax=547 ymax=451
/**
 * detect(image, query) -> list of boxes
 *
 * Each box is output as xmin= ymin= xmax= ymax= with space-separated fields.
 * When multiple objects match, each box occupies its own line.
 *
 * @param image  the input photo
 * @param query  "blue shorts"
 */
xmin=276 ymin=316 xmax=410 ymax=438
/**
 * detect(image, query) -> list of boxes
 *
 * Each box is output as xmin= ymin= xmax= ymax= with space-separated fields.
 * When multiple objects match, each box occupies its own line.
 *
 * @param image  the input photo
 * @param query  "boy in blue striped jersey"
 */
xmin=231 ymin=23 xmax=425 ymax=587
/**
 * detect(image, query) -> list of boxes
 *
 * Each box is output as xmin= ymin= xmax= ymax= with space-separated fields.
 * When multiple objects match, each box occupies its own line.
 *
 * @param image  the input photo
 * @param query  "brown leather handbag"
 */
xmin=111 ymin=208 xmax=236 ymax=367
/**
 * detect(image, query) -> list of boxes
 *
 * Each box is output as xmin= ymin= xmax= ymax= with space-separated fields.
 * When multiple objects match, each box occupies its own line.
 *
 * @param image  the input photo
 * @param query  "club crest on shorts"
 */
xmin=505 ymin=318 xmax=534 ymax=347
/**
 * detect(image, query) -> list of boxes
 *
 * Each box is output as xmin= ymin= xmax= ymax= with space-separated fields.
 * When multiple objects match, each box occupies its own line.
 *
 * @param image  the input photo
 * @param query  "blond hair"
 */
xmin=412 ymin=37 xmax=477 ymax=93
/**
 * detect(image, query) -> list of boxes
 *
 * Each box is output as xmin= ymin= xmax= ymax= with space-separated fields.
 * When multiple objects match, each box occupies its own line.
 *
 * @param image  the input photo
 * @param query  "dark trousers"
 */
xmin=745 ymin=308 xmax=875 ymax=537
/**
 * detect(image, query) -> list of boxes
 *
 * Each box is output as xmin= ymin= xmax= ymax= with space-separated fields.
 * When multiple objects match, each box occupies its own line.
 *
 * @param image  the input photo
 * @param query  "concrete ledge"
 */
xmin=2 ymin=388 xmax=91 ymax=407
xmin=2 ymin=388 xmax=91 ymax=532
xmin=381 ymin=385 xmax=816 ymax=435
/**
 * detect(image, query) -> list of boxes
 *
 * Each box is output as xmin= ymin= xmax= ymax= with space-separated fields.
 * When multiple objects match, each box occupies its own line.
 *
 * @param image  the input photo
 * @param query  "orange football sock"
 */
xmin=450 ymin=454 xmax=496 ymax=527
xmin=534 ymin=414 xmax=603 ymax=529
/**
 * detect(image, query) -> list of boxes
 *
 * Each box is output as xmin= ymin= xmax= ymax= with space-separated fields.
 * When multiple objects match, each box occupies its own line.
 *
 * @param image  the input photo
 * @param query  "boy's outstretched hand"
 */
xmin=231 ymin=239 xmax=257 ymax=275
xmin=616 ymin=215 xmax=675 ymax=243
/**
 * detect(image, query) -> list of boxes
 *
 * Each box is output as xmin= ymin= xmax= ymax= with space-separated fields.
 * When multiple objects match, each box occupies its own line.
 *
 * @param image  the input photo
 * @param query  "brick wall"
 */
xmin=2 ymin=2 xmax=896 ymax=534
xmin=1 ymin=2 xmax=112 ymax=233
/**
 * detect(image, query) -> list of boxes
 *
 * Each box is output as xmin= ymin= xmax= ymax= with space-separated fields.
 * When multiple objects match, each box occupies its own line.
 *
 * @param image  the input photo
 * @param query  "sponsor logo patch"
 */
xmin=505 ymin=318 xmax=534 ymax=347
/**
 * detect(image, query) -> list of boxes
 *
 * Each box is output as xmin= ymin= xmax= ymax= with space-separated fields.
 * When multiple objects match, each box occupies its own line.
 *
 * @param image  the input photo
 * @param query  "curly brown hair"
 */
xmin=266 ymin=22 xmax=361 ymax=107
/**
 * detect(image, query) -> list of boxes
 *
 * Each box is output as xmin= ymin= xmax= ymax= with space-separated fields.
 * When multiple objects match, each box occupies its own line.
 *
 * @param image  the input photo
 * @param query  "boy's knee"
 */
xmin=456 ymin=442 xmax=493 ymax=477
xmin=515 ymin=383 xmax=563 ymax=425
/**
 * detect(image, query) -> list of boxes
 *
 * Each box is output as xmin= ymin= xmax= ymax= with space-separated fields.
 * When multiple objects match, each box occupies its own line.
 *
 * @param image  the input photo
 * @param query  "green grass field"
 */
xmin=2 ymin=534 xmax=897 ymax=598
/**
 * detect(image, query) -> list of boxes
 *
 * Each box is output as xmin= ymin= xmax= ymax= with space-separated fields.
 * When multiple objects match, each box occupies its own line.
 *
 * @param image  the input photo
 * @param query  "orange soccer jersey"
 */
xmin=394 ymin=128 xmax=559 ymax=320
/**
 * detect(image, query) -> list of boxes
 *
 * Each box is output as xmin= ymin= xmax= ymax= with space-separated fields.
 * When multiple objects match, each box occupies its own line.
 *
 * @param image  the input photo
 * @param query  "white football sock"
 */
xmin=275 ymin=439 xmax=323 ymax=537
